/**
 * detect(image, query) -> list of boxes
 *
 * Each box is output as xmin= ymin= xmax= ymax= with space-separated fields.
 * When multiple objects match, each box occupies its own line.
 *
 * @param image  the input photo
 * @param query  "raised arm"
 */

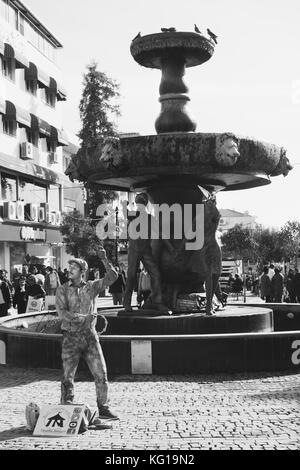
xmin=91 ymin=249 xmax=118 ymax=297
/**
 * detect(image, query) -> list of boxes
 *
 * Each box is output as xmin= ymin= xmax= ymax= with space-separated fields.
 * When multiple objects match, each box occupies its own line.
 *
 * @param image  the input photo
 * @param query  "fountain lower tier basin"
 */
xmin=105 ymin=306 xmax=273 ymax=334
xmin=0 ymin=305 xmax=300 ymax=374
xmin=68 ymin=132 xmax=292 ymax=192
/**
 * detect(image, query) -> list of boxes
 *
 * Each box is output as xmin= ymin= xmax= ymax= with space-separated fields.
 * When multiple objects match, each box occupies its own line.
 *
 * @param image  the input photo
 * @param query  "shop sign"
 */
xmin=20 ymin=227 xmax=47 ymax=242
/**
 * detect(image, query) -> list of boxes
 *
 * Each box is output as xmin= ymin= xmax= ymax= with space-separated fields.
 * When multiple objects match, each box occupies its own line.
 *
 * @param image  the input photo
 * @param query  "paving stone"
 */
xmin=0 ymin=366 xmax=299 ymax=450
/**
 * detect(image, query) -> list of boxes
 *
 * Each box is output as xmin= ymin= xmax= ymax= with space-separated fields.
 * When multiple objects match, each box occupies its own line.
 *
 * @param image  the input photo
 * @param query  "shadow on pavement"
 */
xmin=0 ymin=366 xmax=60 ymax=389
xmin=0 ymin=426 xmax=31 ymax=443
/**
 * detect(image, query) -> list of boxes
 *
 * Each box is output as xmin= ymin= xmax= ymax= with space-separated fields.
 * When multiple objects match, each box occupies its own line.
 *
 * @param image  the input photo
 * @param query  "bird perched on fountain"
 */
xmin=194 ymin=24 xmax=202 ymax=34
xmin=132 ymin=32 xmax=141 ymax=41
xmin=161 ymin=27 xmax=176 ymax=32
xmin=207 ymin=28 xmax=218 ymax=44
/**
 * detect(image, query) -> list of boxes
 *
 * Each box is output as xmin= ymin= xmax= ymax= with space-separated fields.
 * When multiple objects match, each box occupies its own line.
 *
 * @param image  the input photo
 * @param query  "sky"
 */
xmin=25 ymin=0 xmax=300 ymax=229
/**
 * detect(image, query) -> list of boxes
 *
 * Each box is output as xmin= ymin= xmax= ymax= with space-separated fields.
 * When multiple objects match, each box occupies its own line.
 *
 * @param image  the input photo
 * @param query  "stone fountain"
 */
xmin=66 ymin=29 xmax=292 ymax=319
xmin=1 ymin=29 xmax=299 ymax=375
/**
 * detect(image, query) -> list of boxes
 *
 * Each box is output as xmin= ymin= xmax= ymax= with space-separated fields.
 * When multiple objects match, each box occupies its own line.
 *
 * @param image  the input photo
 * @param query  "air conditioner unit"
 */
xmin=38 ymin=206 xmax=45 ymax=222
xmin=25 ymin=203 xmax=39 ymax=222
xmin=49 ymin=152 xmax=58 ymax=164
xmin=55 ymin=211 xmax=62 ymax=226
xmin=16 ymin=201 xmax=25 ymax=221
xmin=20 ymin=142 xmax=33 ymax=160
xmin=3 ymin=202 xmax=16 ymax=220
xmin=50 ymin=211 xmax=56 ymax=225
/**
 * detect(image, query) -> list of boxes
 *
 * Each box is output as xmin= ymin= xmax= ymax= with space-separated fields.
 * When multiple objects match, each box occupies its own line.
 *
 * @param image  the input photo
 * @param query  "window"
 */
xmin=26 ymin=79 xmax=37 ymax=95
xmin=64 ymin=198 xmax=76 ymax=213
xmin=0 ymin=0 xmax=9 ymax=22
xmin=1 ymin=173 xmax=17 ymax=202
xmin=18 ymin=178 xmax=47 ymax=219
xmin=43 ymin=88 xmax=56 ymax=108
xmin=47 ymin=140 xmax=57 ymax=153
xmin=2 ymin=116 xmax=17 ymax=136
xmin=49 ymin=185 xmax=61 ymax=211
xmin=26 ymin=128 xmax=39 ymax=147
xmin=1 ymin=56 xmax=15 ymax=81
xmin=19 ymin=14 xmax=24 ymax=35
xmin=19 ymin=178 xmax=36 ymax=207
xmin=33 ymin=182 xmax=47 ymax=205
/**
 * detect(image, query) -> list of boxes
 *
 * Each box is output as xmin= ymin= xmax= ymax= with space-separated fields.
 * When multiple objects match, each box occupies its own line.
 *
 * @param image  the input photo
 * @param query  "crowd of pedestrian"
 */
xmin=258 ymin=263 xmax=300 ymax=303
xmin=0 ymin=264 xmax=71 ymax=316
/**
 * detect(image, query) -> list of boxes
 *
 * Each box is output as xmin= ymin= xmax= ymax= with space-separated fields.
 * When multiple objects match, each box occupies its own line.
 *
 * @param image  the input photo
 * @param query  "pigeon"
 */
xmin=207 ymin=28 xmax=218 ymax=44
xmin=132 ymin=32 xmax=141 ymax=41
xmin=194 ymin=24 xmax=202 ymax=34
xmin=161 ymin=27 xmax=176 ymax=32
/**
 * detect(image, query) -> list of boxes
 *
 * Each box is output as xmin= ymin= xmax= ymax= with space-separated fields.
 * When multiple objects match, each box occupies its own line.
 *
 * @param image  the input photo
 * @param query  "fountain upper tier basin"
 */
xmin=130 ymin=31 xmax=215 ymax=69
xmin=66 ymin=132 xmax=292 ymax=192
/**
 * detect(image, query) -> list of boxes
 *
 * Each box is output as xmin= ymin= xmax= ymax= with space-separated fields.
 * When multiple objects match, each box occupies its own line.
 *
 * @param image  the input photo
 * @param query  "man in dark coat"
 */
xmin=0 ymin=275 xmax=12 ymax=317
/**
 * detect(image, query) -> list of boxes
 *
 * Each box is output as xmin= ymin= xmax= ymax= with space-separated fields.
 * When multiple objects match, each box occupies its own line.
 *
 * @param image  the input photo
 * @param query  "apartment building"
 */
xmin=0 ymin=0 xmax=82 ymax=275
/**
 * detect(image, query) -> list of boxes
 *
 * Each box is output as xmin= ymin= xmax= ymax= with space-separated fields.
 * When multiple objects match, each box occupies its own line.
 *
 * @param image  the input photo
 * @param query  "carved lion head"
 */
xmin=215 ymin=134 xmax=240 ymax=167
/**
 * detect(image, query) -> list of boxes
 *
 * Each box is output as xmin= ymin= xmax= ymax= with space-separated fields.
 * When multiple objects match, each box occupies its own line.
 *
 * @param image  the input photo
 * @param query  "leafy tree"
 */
xmin=278 ymin=221 xmax=300 ymax=262
xmin=78 ymin=61 xmax=120 ymax=218
xmin=60 ymin=62 xmax=121 ymax=266
xmin=60 ymin=210 xmax=115 ymax=274
xmin=220 ymin=224 xmax=258 ymax=261
xmin=221 ymin=222 xmax=300 ymax=270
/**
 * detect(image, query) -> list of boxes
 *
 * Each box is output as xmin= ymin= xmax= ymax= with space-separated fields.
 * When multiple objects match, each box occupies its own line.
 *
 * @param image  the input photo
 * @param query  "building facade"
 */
xmin=0 ymin=0 xmax=82 ymax=277
xmin=218 ymin=209 xmax=256 ymax=234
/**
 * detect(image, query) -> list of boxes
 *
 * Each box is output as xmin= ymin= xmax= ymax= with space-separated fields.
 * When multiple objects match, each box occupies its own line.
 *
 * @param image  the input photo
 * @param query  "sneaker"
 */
xmin=98 ymin=405 xmax=119 ymax=420
xmin=91 ymin=417 xmax=113 ymax=429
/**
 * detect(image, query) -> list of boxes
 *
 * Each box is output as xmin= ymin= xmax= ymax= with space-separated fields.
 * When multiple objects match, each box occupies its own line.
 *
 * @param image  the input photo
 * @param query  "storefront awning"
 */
xmin=15 ymin=50 xmax=29 ymax=69
xmin=25 ymin=62 xmax=38 ymax=81
xmin=38 ymin=118 xmax=51 ymax=136
xmin=0 ymin=151 xmax=60 ymax=184
xmin=5 ymin=100 xmax=16 ymax=119
xmin=48 ymin=125 xmax=58 ymax=142
xmin=49 ymin=77 xmax=57 ymax=94
xmin=30 ymin=113 xmax=39 ymax=131
xmin=48 ymin=126 xmax=68 ymax=146
xmin=4 ymin=43 xmax=14 ymax=58
xmin=26 ymin=63 xmax=50 ymax=87
xmin=4 ymin=101 xmax=30 ymax=127
xmin=57 ymin=83 xmax=67 ymax=101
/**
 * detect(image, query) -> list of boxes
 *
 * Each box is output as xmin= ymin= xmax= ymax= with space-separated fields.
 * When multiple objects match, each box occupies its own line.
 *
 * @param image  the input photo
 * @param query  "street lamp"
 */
xmin=115 ymin=206 xmax=119 ymax=265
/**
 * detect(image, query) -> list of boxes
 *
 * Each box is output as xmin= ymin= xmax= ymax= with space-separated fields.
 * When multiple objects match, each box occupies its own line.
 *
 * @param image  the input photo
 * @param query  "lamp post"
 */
xmin=115 ymin=206 xmax=119 ymax=265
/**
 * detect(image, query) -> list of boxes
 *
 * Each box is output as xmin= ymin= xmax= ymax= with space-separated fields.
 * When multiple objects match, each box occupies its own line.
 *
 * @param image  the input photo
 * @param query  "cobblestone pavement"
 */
xmin=0 ymin=366 xmax=299 ymax=450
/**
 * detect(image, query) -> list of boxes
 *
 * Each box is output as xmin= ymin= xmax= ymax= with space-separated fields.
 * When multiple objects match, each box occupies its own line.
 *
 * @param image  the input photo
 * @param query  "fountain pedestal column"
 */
xmin=155 ymin=56 xmax=196 ymax=133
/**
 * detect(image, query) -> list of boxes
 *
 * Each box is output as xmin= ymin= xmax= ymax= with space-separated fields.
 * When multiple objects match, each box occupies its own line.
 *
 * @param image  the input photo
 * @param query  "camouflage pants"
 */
xmin=61 ymin=329 xmax=108 ymax=409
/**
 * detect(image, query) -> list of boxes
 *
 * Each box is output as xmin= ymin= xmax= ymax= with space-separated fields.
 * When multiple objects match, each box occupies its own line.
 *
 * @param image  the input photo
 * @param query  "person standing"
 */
xmin=260 ymin=266 xmax=273 ymax=302
xmin=286 ymin=269 xmax=296 ymax=303
xmin=26 ymin=275 xmax=46 ymax=301
xmin=55 ymin=249 xmax=119 ymax=423
xmin=44 ymin=267 xmax=61 ymax=296
xmin=35 ymin=267 xmax=45 ymax=287
xmin=0 ymin=275 xmax=12 ymax=317
xmin=137 ymin=267 xmax=152 ymax=306
xmin=271 ymin=267 xmax=284 ymax=303
xmin=13 ymin=276 xmax=28 ymax=314
xmin=268 ymin=263 xmax=275 ymax=280
xmin=294 ymin=268 xmax=300 ymax=303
